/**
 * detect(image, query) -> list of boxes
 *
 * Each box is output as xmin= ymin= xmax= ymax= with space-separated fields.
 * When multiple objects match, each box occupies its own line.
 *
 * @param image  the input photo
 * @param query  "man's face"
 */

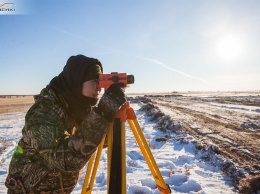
xmin=82 ymin=79 xmax=101 ymax=99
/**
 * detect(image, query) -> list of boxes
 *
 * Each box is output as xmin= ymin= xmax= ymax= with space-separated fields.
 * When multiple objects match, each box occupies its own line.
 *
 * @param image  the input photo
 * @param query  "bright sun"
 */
xmin=216 ymin=35 xmax=243 ymax=61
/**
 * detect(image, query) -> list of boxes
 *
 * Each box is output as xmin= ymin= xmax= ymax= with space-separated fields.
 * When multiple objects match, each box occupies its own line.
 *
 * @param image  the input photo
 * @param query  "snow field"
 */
xmin=0 ymin=103 xmax=237 ymax=193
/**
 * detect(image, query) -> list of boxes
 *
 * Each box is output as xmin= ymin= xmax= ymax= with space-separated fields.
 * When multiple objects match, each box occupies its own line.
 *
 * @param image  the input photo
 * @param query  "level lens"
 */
xmin=127 ymin=75 xmax=134 ymax=84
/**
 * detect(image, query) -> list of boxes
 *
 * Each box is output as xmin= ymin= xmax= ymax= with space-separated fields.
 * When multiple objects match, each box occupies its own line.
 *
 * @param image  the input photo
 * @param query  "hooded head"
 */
xmin=49 ymin=54 xmax=103 ymax=124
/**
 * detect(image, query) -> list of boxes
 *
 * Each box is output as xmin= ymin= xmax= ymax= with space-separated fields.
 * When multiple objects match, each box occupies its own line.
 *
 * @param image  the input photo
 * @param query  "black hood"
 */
xmin=49 ymin=54 xmax=103 ymax=124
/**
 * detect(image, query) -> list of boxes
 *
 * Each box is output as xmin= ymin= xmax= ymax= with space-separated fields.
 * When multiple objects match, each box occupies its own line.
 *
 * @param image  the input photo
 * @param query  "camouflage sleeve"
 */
xmin=68 ymin=110 xmax=109 ymax=156
xmin=24 ymin=106 xmax=109 ymax=172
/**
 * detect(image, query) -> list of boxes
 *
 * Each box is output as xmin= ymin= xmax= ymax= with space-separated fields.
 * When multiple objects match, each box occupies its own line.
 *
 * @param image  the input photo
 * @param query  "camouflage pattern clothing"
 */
xmin=5 ymin=86 xmax=109 ymax=193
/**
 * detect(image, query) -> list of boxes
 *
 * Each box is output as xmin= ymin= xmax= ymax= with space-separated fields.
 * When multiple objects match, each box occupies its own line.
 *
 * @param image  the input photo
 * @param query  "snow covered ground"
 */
xmin=0 ymin=101 xmax=238 ymax=193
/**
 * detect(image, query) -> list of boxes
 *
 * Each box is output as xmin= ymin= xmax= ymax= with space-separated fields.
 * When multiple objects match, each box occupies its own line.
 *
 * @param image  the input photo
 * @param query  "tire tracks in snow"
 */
xmin=151 ymin=99 xmax=260 ymax=175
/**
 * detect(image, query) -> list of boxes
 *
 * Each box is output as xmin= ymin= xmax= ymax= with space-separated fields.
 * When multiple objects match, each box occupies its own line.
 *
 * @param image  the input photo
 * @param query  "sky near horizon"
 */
xmin=0 ymin=0 xmax=260 ymax=95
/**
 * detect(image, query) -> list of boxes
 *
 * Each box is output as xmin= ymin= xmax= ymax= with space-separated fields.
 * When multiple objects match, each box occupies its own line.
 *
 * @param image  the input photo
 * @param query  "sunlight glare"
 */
xmin=216 ymin=35 xmax=243 ymax=61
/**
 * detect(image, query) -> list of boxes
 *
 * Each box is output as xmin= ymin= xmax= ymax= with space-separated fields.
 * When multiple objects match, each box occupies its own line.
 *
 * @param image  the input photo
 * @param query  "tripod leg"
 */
xmin=81 ymin=137 xmax=105 ymax=194
xmin=81 ymin=122 xmax=112 ymax=194
xmin=107 ymin=122 xmax=113 ymax=191
xmin=127 ymin=118 xmax=171 ymax=194
xmin=121 ymin=122 xmax=126 ymax=193
xmin=108 ymin=118 xmax=126 ymax=194
xmin=81 ymin=152 xmax=95 ymax=194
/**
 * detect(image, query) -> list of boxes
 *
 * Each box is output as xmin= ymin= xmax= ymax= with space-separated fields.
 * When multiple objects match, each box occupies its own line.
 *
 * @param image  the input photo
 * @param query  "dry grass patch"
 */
xmin=0 ymin=96 xmax=34 ymax=114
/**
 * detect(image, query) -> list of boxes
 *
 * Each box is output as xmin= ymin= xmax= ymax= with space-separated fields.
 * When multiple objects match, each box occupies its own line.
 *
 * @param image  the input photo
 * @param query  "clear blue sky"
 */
xmin=1 ymin=0 xmax=260 ymax=95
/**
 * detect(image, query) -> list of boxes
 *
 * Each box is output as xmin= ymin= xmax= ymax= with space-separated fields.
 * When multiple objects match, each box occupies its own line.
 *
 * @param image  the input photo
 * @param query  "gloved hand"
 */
xmin=94 ymin=84 xmax=127 ymax=121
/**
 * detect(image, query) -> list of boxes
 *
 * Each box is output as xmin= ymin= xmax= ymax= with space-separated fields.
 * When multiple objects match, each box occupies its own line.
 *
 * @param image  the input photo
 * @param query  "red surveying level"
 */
xmin=81 ymin=72 xmax=171 ymax=194
xmin=99 ymin=72 xmax=134 ymax=90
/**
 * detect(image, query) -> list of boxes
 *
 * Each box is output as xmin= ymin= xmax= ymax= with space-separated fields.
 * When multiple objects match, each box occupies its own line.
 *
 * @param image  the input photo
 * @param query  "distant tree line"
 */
xmin=0 ymin=95 xmax=27 ymax=98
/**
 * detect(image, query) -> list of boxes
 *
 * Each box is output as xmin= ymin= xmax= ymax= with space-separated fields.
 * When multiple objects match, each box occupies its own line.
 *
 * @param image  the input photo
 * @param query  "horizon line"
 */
xmin=1 ymin=90 xmax=260 ymax=97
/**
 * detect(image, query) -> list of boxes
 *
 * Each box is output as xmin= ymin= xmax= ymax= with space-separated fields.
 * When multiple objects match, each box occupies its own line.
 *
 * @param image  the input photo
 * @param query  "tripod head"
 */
xmin=99 ymin=72 xmax=134 ymax=90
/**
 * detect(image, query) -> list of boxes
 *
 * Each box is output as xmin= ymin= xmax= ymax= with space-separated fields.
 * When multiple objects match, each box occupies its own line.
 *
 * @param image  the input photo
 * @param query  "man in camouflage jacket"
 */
xmin=5 ymin=55 xmax=126 ymax=193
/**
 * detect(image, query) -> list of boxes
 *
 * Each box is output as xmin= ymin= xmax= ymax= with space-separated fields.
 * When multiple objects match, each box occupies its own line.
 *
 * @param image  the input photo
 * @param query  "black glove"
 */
xmin=94 ymin=84 xmax=127 ymax=121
